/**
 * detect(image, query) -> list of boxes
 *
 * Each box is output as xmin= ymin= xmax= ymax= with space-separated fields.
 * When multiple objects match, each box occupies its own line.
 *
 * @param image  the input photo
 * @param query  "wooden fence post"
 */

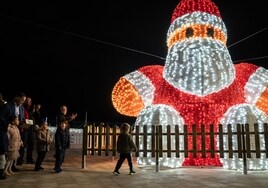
xmin=156 ymin=125 xmax=160 ymax=172
xmin=241 ymin=124 xmax=247 ymax=175
xmin=82 ymin=111 xmax=87 ymax=169
xmin=82 ymin=124 xmax=88 ymax=169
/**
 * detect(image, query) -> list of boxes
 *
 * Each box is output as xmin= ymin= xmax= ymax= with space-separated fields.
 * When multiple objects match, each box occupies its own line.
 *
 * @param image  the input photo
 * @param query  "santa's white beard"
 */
xmin=163 ymin=39 xmax=235 ymax=96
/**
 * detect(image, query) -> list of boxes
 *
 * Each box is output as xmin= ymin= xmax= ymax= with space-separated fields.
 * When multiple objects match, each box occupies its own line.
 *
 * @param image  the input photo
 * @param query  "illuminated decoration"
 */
xmin=111 ymin=0 xmax=268 ymax=170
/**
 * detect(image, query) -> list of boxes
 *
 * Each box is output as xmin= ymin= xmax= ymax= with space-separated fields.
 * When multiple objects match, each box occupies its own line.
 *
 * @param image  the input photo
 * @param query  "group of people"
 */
xmin=0 ymin=92 xmax=78 ymax=180
xmin=0 ymin=91 xmax=138 ymax=179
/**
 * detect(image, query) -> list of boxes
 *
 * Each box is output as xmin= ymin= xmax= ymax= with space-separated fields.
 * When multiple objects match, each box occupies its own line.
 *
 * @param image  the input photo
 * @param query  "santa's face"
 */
xmin=163 ymin=38 xmax=235 ymax=96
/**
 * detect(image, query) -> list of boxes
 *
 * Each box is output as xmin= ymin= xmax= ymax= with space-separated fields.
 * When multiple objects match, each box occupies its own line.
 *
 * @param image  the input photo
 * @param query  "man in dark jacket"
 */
xmin=0 ymin=92 xmax=7 ymax=179
xmin=0 ymin=92 xmax=26 ymax=179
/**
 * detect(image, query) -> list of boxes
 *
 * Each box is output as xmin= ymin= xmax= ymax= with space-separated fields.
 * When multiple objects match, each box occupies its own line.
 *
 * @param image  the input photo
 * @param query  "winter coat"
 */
xmin=7 ymin=124 xmax=23 ymax=151
xmin=117 ymin=131 xmax=137 ymax=154
xmin=54 ymin=128 xmax=70 ymax=150
xmin=36 ymin=128 xmax=53 ymax=151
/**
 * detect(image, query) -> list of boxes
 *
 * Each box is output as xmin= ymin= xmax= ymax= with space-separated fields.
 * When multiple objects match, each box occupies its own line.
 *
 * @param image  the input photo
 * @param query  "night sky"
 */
xmin=1 ymin=1 xmax=267 ymax=124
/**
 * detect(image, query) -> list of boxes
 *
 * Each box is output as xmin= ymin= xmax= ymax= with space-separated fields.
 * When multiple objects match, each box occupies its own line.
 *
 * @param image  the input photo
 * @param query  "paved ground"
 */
xmin=1 ymin=148 xmax=268 ymax=188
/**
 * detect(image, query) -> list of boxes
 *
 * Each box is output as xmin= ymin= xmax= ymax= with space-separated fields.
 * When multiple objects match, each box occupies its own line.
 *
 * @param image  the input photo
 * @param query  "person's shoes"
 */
xmin=0 ymin=174 xmax=6 ymax=180
xmin=34 ymin=167 xmax=41 ymax=171
xmin=129 ymin=170 xmax=136 ymax=175
xmin=113 ymin=171 xmax=120 ymax=175
xmin=39 ymin=166 xmax=44 ymax=170
xmin=0 ymin=169 xmax=7 ymax=180
xmin=54 ymin=168 xmax=62 ymax=173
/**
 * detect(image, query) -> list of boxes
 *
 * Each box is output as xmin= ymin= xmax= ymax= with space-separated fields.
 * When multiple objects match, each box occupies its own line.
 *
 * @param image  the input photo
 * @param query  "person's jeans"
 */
xmin=114 ymin=153 xmax=133 ymax=172
xmin=54 ymin=149 xmax=66 ymax=170
xmin=35 ymin=151 xmax=46 ymax=168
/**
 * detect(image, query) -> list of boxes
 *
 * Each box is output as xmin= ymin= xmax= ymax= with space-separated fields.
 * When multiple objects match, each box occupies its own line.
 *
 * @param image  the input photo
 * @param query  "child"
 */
xmin=34 ymin=120 xmax=53 ymax=171
xmin=113 ymin=123 xmax=137 ymax=175
xmin=53 ymin=120 xmax=70 ymax=173
xmin=4 ymin=115 xmax=23 ymax=176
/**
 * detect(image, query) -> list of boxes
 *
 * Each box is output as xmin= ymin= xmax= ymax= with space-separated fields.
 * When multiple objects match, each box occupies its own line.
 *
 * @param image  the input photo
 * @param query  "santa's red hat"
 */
xmin=171 ymin=0 xmax=221 ymax=23
xmin=167 ymin=0 xmax=227 ymax=48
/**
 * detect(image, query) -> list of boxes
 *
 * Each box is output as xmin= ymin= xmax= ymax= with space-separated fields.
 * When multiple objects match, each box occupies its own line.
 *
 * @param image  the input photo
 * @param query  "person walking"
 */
xmin=34 ymin=120 xmax=53 ymax=171
xmin=113 ymin=123 xmax=137 ymax=175
xmin=53 ymin=120 xmax=70 ymax=173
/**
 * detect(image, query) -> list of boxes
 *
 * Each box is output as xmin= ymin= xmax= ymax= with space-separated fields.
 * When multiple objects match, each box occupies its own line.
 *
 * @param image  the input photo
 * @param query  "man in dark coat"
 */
xmin=0 ymin=92 xmax=26 ymax=179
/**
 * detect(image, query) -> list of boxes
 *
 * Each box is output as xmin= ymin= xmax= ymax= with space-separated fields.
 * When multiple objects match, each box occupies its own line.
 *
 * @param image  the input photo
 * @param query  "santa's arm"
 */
xmin=112 ymin=76 xmax=144 ymax=117
xmin=112 ymin=69 xmax=156 ymax=117
xmin=245 ymin=66 xmax=268 ymax=115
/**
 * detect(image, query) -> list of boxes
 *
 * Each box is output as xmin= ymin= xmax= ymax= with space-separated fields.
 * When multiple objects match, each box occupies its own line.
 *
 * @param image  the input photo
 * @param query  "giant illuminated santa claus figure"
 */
xmin=112 ymin=0 xmax=268 ymax=170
